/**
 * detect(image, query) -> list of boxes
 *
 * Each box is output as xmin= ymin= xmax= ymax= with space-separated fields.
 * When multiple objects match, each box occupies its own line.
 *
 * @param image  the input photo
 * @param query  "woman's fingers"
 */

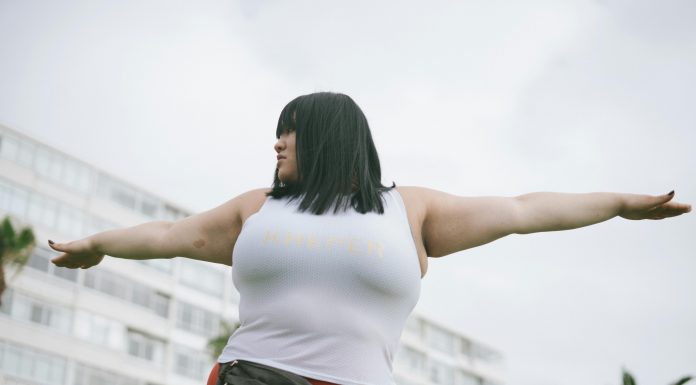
xmin=621 ymin=191 xmax=691 ymax=220
xmin=645 ymin=191 xmax=675 ymax=210
xmin=48 ymin=239 xmax=103 ymax=269
xmin=48 ymin=240 xmax=79 ymax=254
xmin=51 ymin=254 xmax=79 ymax=268
xmin=655 ymin=202 xmax=692 ymax=217
xmin=48 ymin=239 xmax=62 ymax=251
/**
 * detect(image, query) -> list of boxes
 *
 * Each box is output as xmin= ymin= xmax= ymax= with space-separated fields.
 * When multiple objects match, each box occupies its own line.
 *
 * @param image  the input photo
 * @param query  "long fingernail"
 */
xmin=48 ymin=240 xmax=55 ymax=245
xmin=668 ymin=190 xmax=675 ymax=196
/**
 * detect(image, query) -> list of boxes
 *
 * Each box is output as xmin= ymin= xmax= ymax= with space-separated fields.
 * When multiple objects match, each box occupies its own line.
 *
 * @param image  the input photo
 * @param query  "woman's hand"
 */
xmin=619 ymin=191 xmax=692 ymax=220
xmin=48 ymin=239 xmax=105 ymax=269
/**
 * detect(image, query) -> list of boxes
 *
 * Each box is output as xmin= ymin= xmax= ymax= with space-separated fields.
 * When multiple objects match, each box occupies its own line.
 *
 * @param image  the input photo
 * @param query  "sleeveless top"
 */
xmin=218 ymin=189 xmax=422 ymax=385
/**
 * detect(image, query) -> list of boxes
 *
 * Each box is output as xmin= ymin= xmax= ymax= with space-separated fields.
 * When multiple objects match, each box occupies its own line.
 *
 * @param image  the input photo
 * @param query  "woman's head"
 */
xmin=269 ymin=92 xmax=392 ymax=214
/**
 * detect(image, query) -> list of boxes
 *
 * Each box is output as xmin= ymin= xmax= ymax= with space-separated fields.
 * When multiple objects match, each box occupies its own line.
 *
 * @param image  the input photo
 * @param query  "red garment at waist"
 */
xmin=207 ymin=363 xmax=338 ymax=385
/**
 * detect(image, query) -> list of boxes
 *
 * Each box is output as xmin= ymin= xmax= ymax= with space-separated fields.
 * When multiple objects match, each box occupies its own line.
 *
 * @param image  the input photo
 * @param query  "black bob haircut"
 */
xmin=267 ymin=92 xmax=394 ymax=215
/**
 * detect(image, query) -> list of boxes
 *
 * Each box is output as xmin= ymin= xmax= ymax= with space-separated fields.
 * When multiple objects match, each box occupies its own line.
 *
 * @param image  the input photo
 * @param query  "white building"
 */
xmin=393 ymin=314 xmax=504 ymax=385
xmin=0 ymin=124 xmax=504 ymax=385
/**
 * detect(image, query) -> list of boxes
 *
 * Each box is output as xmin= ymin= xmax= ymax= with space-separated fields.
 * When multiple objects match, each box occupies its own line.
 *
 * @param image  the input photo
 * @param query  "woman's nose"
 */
xmin=274 ymin=139 xmax=284 ymax=153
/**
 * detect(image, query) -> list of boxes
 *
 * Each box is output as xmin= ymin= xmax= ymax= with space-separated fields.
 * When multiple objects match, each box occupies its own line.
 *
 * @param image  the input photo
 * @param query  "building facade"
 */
xmin=0 ymin=124 xmax=504 ymax=385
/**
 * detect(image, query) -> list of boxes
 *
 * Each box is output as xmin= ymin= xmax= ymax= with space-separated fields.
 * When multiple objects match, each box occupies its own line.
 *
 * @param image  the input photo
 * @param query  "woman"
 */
xmin=49 ymin=92 xmax=691 ymax=385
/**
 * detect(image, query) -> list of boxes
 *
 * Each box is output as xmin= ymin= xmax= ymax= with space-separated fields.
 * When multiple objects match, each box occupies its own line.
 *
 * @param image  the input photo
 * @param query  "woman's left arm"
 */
xmin=513 ymin=191 xmax=691 ymax=232
xmin=413 ymin=187 xmax=692 ymax=258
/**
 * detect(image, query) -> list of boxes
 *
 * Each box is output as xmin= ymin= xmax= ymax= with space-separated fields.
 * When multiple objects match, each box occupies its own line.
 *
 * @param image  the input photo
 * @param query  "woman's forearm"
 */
xmin=514 ymin=192 xmax=624 ymax=234
xmin=89 ymin=220 xmax=174 ymax=260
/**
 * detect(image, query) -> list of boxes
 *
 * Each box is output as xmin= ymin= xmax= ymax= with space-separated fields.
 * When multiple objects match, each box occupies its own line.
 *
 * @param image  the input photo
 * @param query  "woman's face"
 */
xmin=274 ymin=130 xmax=298 ymax=184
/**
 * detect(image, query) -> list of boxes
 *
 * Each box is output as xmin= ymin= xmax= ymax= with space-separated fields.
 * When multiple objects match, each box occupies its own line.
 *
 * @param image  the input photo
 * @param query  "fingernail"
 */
xmin=668 ymin=190 xmax=675 ymax=196
xmin=48 ymin=240 xmax=55 ymax=245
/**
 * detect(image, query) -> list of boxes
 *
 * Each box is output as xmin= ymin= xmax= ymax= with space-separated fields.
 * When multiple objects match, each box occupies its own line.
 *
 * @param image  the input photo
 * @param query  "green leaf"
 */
xmin=17 ymin=228 xmax=35 ymax=249
xmin=2 ymin=217 xmax=16 ymax=249
xmin=207 ymin=321 xmax=241 ymax=359
xmin=622 ymin=368 xmax=636 ymax=385
xmin=670 ymin=376 xmax=693 ymax=385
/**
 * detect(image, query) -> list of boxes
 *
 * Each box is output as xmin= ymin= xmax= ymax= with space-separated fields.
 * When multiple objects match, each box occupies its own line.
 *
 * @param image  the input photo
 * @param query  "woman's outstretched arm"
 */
xmin=407 ymin=187 xmax=692 ymax=258
xmin=48 ymin=188 xmax=268 ymax=268
xmin=513 ymin=191 xmax=690 ymax=232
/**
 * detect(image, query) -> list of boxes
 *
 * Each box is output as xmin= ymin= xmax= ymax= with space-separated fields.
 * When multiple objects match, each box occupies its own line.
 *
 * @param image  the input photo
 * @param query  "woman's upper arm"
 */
xmin=160 ymin=188 xmax=269 ymax=266
xmin=417 ymin=187 xmax=521 ymax=257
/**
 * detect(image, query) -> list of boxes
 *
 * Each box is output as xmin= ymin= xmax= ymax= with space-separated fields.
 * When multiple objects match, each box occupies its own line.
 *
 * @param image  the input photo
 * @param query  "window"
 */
xmin=395 ymin=346 xmax=426 ymax=375
xmin=34 ymin=147 xmax=55 ymax=179
xmin=88 ymin=216 xmax=118 ymax=235
xmin=73 ymin=310 xmax=126 ymax=350
xmin=162 ymin=204 xmax=188 ymax=221
xmin=27 ymin=247 xmax=50 ymax=272
xmin=0 ymin=289 xmax=72 ymax=333
xmin=74 ymin=363 xmax=141 ymax=385
xmin=151 ymin=292 xmax=170 ymax=317
xmin=28 ymin=194 xmax=58 ymax=228
xmin=17 ymin=140 xmax=35 ymax=168
xmin=97 ymin=175 xmax=171 ymax=219
xmin=429 ymin=360 xmax=454 ymax=385
xmin=176 ymin=301 xmax=220 ymax=337
xmin=8 ymin=187 xmax=28 ymax=218
xmin=84 ymin=269 xmax=129 ymax=299
xmin=0 ymin=341 xmax=67 ymax=385
xmin=137 ymin=259 xmax=173 ymax=274
xmin=112 ymin=187 xmax=137 ymax=209
xmin=426 ymin=324 xmax=455 ymax=354
xmin=0 ymin=134 xmax=35 ymax=168
xmin=75 ymin=164 xmax=92 ymax=193
xmin=0 ymin=181 xmax=89 ymax=238
xmin=173 ymin=344 xmax=212 ymax=380
xmin=0 ymin=289 xmax=14 ymax=315
xmin=26 ymin=246 xmax=78 ymax=282
xmin=455 ymin=370 xmax=482 ymax=385
xmin=32 ymin=145 xmax=70 ymax=185
xmin=470 ymin=344 xmax=501 ymax=362
xmin=0 ymin=135 xmax=20 ymax=160
xmin=56 ymin=204 xmax=85 ymax=238
xmin=139 ymin=196 xmax=159 ymax=218
xmin=62 ymin=158 xmax=93 ymax=194
xmin=83 ymin=269 xmax=170 ymax=317
xmin=0 ymin=179 xmax=30 ymax=218
xmin=98 ymin=176 xmax=138 ymax=210
xmin=404 ymin=316 xmax=422 ymax=338
xmin=459 ymin=338 xmax=472 ymax=358
xmin=178 ymin=258 xmax=224 ymax=297
xmin=127 ymin=330 xmax=165 ymax=364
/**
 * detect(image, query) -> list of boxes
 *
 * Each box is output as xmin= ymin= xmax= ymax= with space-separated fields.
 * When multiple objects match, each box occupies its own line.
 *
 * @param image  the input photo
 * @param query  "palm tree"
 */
xmin=207 ymin=320 xmax=240 ymax=359
xmin=0 ymin=216 xmax=36 ymax=305
xmin=622 ymin=368 xmax=693 ymax=385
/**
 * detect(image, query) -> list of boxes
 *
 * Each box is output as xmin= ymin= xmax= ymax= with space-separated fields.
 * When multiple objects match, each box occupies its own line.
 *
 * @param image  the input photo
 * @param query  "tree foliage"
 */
xmin=0 ymin=216 xmax=36 ymax=305
xmin=207 ymin=320 xmax=241 ymax=359
xmin=622 ymin=368 xmax=692 ymax=385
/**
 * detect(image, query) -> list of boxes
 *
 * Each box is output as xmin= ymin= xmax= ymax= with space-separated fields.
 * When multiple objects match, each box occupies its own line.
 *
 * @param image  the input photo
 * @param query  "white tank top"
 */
xmin=218 ymin=188 xmax=422 ymax=385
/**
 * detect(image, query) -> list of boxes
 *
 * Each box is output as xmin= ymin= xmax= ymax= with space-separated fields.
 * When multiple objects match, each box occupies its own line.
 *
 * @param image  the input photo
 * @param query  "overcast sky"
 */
xmin=1 ymin=0 xmax=694 ymax=384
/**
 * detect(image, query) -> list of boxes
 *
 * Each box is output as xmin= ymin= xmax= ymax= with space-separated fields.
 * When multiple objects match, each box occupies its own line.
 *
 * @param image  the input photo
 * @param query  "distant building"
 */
xmin=394 ymin=314 xmax=504 ymax=385
xmin=0 ymin=124 xmax=504 ymax=385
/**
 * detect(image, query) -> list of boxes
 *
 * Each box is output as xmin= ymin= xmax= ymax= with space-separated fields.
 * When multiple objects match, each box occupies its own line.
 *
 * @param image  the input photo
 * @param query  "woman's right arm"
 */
xmin=49 ymin=188 xmax=268 ymax=268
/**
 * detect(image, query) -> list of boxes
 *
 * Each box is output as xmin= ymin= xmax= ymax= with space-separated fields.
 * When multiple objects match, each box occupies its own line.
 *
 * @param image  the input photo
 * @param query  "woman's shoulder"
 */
xmin=393 ymin=186 xmax=430 ymax=218
xmin=393 ymin=185 xmax=431 ymax=201
xmin=237 ymin=188 xmax=272 ymax=222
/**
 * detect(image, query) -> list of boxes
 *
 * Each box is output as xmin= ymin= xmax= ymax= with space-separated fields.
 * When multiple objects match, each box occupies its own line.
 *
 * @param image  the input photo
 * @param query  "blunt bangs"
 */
xmin=268 ymin=92 xmax=393 ymax=215
xmin=275 ymin=98 xmax=298 ymax=138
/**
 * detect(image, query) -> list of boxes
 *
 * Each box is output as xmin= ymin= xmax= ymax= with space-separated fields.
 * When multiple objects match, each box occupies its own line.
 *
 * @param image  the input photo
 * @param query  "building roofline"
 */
xmin=0 ymin=123 xmax=195 ymax=216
